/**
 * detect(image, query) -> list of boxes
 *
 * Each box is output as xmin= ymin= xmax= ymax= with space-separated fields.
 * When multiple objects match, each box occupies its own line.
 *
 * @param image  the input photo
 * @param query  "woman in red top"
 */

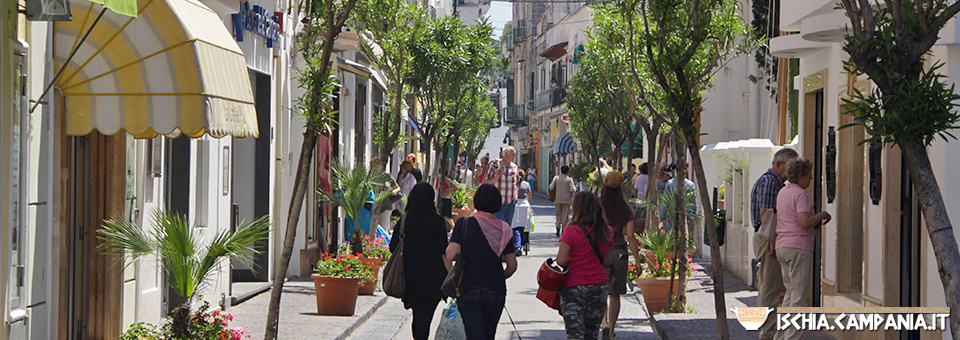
xmin=556 ymin=191 xmax=613 ymax=340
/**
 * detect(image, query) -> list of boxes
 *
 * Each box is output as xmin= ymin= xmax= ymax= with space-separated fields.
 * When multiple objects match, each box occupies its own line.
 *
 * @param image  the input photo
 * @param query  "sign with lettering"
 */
xmin=233 ymin=3 xmax=281 ymax=48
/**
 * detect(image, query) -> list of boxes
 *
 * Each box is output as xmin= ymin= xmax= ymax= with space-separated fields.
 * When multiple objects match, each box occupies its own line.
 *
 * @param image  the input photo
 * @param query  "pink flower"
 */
xmin=227 ymin=313 xmax=234 ymax=321
xmin=230 ymin=327 xmax=250 ymax=340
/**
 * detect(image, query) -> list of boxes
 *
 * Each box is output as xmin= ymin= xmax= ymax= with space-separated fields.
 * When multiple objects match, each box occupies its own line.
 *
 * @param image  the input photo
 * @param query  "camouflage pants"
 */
xmin=560 ymin=282 xmax=609 ymax=340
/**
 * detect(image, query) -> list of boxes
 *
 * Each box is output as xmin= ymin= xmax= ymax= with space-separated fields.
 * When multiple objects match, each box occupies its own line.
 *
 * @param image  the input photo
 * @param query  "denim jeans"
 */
xmin=494 ymin=200 xmax=517 ymax=228
xmin=458 ymin=286 xmax=505 ymax=340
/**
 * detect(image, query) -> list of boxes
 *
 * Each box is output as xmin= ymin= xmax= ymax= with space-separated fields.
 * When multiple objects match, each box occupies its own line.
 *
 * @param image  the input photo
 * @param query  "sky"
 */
xmin=486 ymin=1 xmax=513 ymax=38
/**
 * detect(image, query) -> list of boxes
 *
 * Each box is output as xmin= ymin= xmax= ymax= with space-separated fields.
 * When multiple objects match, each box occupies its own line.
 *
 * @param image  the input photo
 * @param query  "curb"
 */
xmin=333 ymin=295 xmax=390 ymax=340
xmin=634 ymin=291 xmax=669 ymax=340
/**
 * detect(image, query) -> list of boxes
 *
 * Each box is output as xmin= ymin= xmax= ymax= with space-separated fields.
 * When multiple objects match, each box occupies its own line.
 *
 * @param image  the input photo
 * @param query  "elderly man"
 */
xmin=483 ymin=146 xmax=520 ymax=227
xmin=750 ymin=148 xmax=799 ymax=340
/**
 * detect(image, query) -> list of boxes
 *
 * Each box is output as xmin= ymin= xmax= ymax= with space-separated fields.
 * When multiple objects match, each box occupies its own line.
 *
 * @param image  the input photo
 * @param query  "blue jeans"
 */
xmin=458 ymin=286 xmax=505 ymax=340
xmin=494 ymin=201 xmax=517 ymax=228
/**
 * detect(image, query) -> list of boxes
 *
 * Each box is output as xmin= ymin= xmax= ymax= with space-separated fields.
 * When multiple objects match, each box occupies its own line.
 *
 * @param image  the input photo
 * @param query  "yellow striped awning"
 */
xmin=54 ymin=0 xmax=259 ymax=138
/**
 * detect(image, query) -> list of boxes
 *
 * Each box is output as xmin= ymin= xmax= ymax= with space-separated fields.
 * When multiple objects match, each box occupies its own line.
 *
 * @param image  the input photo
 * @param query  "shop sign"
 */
xmin=233 ymin=3 xmax=282 ymax=48
xmin=561 ymin=114 xmax=569 ymax=122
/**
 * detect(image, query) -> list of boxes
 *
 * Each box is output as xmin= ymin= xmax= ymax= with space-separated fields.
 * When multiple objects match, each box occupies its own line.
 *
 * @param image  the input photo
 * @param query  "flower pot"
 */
xmin=358 ymin=257 xmax=384 ymax=295
xmin=310 ymin=274 xmax=361 ymax=316
xmin=452 ymin=208 xmax=474 ymax=218
xmin=716 ymin=199 xmax=725 ymax=210
xmin=634 ymin=276 xmax=682 ymax=313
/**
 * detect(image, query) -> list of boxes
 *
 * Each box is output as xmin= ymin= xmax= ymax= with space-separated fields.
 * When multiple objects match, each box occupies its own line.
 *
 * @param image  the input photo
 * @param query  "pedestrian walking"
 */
xmin=556 ymin=191 xmax=613 ymax=340
xmin=750 ymin=148 xmax=798 ymax=340
xmin=775 ymin=157 xmax=831 ymax=340
xmin=550 ymin=165 xmax=576 ymax=237
xmin=445 ymin=184 xmax=518 ymax=340
xmin=526 ymin=166 xmax=538 ymax=190
xmin=658 ymin=164 xmax=697 ymax=233
xmin=476 ymin=155 xmax=490 ymax=187
xmin=633 ymin=163 xmax=650 ymax=234
xmin=482 ymin=146 xmax=520 ymax=227
xmin=407 ymin=153 xmax=424 ymax=183
xmin=389 ymin=183 xmax=450 ymax=340
xmin=512 ymin=170 xmax=533 ymax=256
xmin=599 ymin=172 xmax=641 ymax=340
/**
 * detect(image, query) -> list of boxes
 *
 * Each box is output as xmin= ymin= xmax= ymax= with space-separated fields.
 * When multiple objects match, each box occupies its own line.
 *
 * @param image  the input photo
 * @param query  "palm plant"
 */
xmin=98 ymin=210 xmax=269 ymax=339
xmin=317 ymin=160 xmax=394 ymax=254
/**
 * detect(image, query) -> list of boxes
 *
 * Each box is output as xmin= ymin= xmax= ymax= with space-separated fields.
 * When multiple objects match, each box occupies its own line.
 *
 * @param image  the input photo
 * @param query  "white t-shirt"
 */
xmin=400 ymin=173 xmax=417 ymax=196
xmin=634 ymin=174 xmax=650 ymax=201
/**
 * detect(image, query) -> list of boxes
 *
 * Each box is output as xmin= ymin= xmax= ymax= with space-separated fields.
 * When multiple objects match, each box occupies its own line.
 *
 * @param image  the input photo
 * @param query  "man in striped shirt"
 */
xmin=484 ymin=146 xmax=520 ymax=227
xmin=750 ymin=148 xmax=798 ymax=340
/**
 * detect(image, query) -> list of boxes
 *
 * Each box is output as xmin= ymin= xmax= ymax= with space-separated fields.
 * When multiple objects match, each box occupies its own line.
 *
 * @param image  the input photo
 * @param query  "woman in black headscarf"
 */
xmin=389 ymin=182 xmax=449 ymax=340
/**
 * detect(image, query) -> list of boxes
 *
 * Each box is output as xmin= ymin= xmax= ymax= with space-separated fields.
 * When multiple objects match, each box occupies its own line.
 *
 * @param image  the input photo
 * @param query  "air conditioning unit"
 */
xmin=25 ymin=0 xmax=73 ymax=21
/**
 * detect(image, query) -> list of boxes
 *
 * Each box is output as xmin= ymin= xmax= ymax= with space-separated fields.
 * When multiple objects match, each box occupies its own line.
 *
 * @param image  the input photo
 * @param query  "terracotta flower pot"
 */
xmin=310 ymin=274 xmax=361 ymax=316
xmin=634 ymin=276 xmax=682 ymax=313
xmin=716 ymin=199 xmax=725 ymax=210
xmin=358 ymin=257 xmax=384 ymax=295
xmin=452 ymin=208 xmax=474 ymax=218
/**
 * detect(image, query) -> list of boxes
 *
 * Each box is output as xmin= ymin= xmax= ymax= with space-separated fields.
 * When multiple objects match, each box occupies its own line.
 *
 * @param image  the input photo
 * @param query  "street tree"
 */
xmin=446 ymin=82 xmax=499 ymax=171
xmin=590 ymin=2 xmax=672 ymax=234
xmin=566 ymin=62 xmax=609 ymax=162
xmin=354 ymin=0 xmax=426 ymax=166
xmin=263 ymin=0 xmax=360 ymax=337
xmin=407 ymin=17 xmax=496 ymax=179
xmin=839 ymin=1 xmax=960 ymax=336
xmin=634 ymin=0 xmax=751 ymax=335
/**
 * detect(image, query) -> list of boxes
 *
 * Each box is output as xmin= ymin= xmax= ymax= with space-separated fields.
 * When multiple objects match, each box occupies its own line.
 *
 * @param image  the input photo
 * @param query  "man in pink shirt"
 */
xmin=774 ymin=157 xmax=831 ymax=340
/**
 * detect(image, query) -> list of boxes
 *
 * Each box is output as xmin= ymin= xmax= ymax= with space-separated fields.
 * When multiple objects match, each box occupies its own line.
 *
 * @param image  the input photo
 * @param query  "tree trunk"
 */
xmin=900 ymin=140 xmax=960 ymax=339
xmin=669 ymin=136 xmax=689 ymax=312
xmin=264 ymin=132 xmax=318 ymax=340
xmin=645 ymin=131 xmax=667 ymax=232
xmin=685 ymin=133 xmax=729 ymax=340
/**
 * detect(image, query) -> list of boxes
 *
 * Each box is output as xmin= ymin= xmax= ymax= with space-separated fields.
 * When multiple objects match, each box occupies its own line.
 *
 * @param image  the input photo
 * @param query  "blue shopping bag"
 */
xmin=435 ymin=299 xmax=466 ymax=340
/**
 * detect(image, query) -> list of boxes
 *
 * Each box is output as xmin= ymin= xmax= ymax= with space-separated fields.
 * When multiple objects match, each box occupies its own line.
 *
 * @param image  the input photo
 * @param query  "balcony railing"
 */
xmin=505 ymin=105 xmax=528 ymax=126
xmin=534 ymin=86 xmax=565 ymax=111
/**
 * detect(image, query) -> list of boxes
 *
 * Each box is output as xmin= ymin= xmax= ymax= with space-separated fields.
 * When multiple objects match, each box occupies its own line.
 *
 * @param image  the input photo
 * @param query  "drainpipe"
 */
xmin=749 ymin=50 xmax=761 ymax=139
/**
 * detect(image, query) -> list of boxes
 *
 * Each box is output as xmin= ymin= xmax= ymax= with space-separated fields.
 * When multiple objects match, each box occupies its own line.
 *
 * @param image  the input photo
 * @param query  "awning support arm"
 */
xmin=30 ymin=8 xmax=107 ymax=113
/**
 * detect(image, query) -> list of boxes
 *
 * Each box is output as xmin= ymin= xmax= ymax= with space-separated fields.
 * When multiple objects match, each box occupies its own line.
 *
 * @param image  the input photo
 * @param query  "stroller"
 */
xmin=512 ymin=199 xmax=533 ymax=256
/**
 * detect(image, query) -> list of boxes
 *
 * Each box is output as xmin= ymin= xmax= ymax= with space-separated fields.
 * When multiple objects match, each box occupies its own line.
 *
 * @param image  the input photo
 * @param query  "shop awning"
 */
xmin=539 ymin=42 xmax=569 ymax=61
xmin=620 ymin=123 xmax=644 ymax=157
xmin=407 ymin=114 xmax=422 ymax=136
xmin=552 ymin=132 xmax=576 ymax=156
xmin=336 ymin=56 xmax=387 ymax=92
xmin=55 ymin=0 xmax=258 ymax=138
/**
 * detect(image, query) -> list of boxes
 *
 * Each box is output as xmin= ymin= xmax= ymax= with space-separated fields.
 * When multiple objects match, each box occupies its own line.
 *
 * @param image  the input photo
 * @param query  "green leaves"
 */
xmin=841 ymin=62 xmax=960 ymax=146
xmin=841 ymin=2 xmax=960 ymax=147
xmin=97 ymin=210 xmax=270 ymax=303
xmin=317 ymin=160 xmax=394 ymax=225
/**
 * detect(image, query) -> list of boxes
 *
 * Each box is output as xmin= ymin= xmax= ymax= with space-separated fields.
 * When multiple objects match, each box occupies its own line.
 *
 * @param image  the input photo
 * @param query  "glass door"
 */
xmin=8 ymin=46 xmax=28 ymax=333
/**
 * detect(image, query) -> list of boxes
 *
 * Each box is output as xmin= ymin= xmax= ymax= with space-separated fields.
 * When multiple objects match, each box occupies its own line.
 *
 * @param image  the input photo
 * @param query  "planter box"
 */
xmin=358 ymin=257 xmax=384 ymax=295
xmin=634 ymin=277 xmax=682 ymax=313
xmin=310 ymin=274 xmax=361 ymax=316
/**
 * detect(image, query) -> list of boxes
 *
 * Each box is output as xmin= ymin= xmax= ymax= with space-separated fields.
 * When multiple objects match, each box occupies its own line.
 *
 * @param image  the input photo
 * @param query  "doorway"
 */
xmin=65 ymin=132 xmax=126 ymax=339
xmin=231 ymin=71 xmax=272 ymax=284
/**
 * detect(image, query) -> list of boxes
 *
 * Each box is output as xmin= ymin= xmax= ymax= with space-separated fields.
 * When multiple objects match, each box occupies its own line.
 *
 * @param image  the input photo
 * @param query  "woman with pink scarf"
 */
xmin=445 ymin=184 xmax=519 ymax=340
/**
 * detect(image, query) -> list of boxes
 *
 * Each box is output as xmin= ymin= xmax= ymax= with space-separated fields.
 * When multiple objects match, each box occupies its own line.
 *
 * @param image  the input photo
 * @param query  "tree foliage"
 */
xmin=408 ymin=16 xmax=497 ymax=178
xmin=354 ymin=0 xmax=426 ymax=164
xmin=840 ymin=1 xmax=960 ymax=337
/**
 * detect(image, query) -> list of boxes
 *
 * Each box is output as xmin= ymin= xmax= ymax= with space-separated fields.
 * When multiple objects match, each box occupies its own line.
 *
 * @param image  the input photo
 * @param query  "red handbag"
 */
xmin=537 ymin=258 xmax=568 ymax=291
xmin=536 ymin=258 xmax=567 ymax=310
xmin=537 ymin=286 xmax=561 ymax=310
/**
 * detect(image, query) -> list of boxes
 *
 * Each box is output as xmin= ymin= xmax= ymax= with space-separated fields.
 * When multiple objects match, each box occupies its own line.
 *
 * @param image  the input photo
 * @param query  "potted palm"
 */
xmin=318 ymin=160 xmax=394 ymax=253
xmin=98 ymin=210 xmax=269 ymax=339
xmin=634 ymin=250 xmax=694 ymax=313
xmin=312 ymin=253 xmax=375 ymax=315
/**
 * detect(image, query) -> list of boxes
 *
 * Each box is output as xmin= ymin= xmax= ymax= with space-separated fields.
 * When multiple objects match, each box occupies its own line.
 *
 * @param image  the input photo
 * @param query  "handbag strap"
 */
xmin=577 ymin=225 xmax=605 ymax=266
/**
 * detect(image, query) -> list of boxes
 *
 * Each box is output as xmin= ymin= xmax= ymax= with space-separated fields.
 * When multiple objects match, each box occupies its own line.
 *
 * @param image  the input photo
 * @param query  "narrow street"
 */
xmin=347 ymin=194 xmax=659 ymax=340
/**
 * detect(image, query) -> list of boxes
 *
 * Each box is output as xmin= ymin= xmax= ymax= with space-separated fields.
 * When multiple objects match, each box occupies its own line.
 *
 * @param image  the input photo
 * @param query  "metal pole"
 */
xmin=29 ymin=8 xmax=107 ymax=113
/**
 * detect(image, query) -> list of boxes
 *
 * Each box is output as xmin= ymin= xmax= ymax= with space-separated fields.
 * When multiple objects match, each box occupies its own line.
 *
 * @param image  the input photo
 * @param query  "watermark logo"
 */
xmin=734 ymin=307 xmax=950 ymax=332
xmin=731 ymin=307 xmax=775 ymax=331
